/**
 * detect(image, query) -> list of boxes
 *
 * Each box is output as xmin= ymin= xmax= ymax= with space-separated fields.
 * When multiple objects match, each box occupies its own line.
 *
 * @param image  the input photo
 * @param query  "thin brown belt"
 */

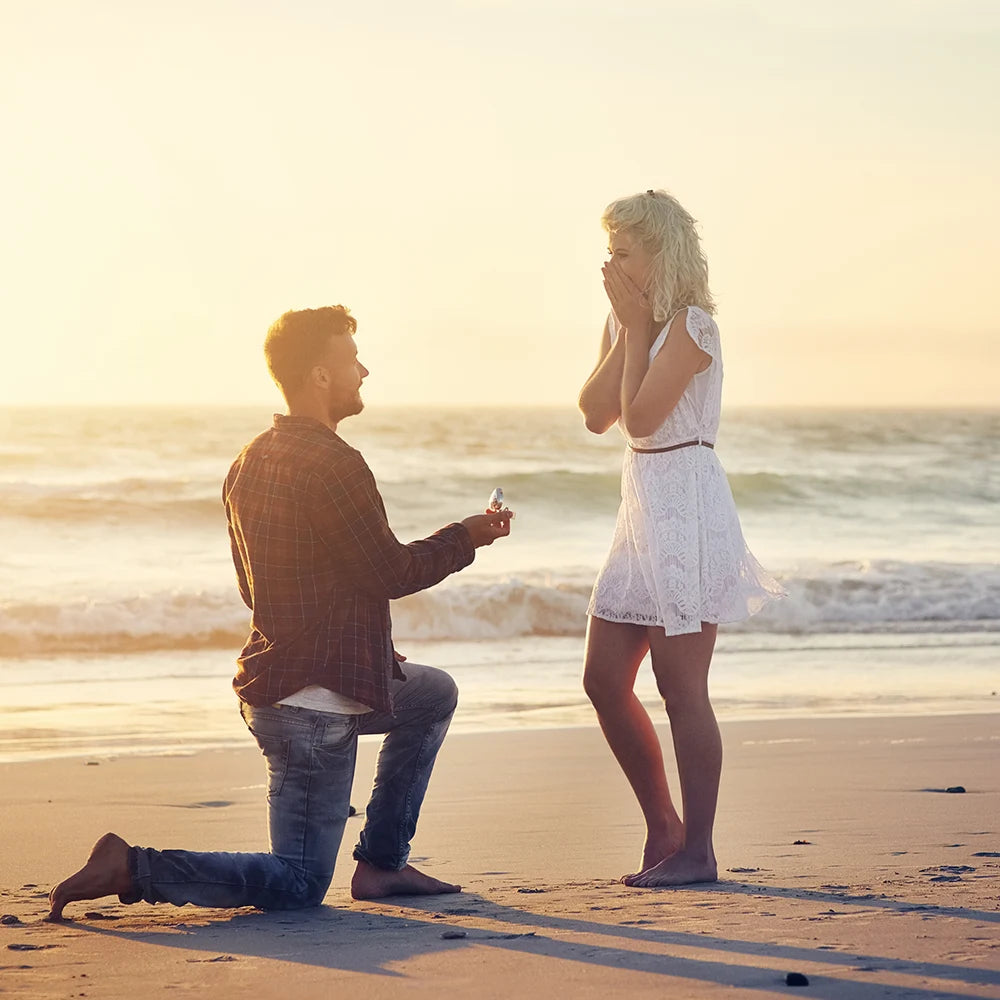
xmin=629 ymin=440 xmax=715 ymax=454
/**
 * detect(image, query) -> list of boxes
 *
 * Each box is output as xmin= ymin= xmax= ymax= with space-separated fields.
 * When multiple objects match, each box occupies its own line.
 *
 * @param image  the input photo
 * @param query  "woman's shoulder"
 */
xmin=683 ymin=304 xmax=716 ymax=327
xmin=682 ymin=304 xmax=718 ymax=345
xmin=667 ymin=304 xmax=720 ymax=365
xmin=663 ymin=304 xmax=716 ymax=331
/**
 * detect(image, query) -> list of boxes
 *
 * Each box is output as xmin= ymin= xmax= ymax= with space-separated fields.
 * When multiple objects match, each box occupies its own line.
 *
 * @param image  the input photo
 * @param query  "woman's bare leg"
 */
xmin=583 ymin=616 xmax=684 ymax=875
xmin=625 ymin=623 xmax=720 ymax=887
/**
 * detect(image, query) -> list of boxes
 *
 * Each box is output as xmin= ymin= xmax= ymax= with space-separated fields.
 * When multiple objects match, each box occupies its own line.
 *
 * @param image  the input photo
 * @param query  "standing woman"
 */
xmin=579 ymin=189 xmax=783 ymax=887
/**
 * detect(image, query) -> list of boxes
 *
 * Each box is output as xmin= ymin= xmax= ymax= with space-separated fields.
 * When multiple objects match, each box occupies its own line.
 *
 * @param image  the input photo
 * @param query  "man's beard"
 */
xmin=328 ymin=390 xmax=364 ymax=423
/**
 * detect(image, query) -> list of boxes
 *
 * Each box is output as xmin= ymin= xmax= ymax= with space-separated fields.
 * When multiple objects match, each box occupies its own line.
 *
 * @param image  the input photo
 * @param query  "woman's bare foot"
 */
xmin=47 ymin=833 xmax=135 ymax=921
xmin=621 ymin=826 xmax=684 ymax=881
xmin=622 ymin=849 xmax=718 ymax=888
xmin=350 ymin=860 xmax=461 ymax=900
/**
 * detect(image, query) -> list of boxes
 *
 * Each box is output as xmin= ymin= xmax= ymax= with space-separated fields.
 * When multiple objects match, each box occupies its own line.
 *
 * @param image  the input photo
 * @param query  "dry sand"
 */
xmin=2 ymin=713 xmax=998 ymax=998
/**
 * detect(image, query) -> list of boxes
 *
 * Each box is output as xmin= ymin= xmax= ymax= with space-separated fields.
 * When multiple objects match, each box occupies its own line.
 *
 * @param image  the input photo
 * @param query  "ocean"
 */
xmin=1 ymin=405 xmax=997 ymax=762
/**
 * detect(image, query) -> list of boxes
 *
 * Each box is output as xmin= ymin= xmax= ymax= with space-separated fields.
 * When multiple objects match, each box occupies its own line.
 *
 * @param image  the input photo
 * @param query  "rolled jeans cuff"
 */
xmin=351 ymin=845 xmax=407 ymax=872
xmin=118 ymin=846 xmax=144 ymax=905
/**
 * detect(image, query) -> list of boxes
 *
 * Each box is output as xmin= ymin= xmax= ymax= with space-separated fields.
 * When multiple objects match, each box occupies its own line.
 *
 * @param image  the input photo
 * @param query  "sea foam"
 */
xmin=2 ymin=559 xmax=997 ymax=655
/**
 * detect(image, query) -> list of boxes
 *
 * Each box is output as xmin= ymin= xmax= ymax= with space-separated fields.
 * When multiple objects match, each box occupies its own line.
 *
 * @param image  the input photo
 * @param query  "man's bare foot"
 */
xmin=622 ymin=850 xmax=718 ymax=888
xmin=47 ymin=832 xmax=134 ymax=921
xmin=350 ymin=860 xmax=461 ymax=900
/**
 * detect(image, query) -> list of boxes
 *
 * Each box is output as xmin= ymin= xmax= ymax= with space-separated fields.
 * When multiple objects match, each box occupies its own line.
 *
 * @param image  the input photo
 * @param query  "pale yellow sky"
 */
xmin=2 ymin=0 xmax=998 ymax=408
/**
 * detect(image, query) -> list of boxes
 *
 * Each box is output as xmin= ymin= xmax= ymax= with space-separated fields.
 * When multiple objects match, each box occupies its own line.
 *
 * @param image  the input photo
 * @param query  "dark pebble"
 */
xmin=8 ymin=943 xmax=45 ymax=951
xmin=517 ymin=887 xmax=546 ymax=894
xmin=348 ymin=805 xmax=357 ymax=816
xmin=0 ymin=915 xmax=22 ymax=925
xmin=792 ymin=840 xmax=812 ymax=845
xmin=785 ymin=972 xmax=810 ymax=986
xmin=945 ymin=786 xmax=966 ymax=794
xmin=441 ymin=930 xmax=467 ymax=940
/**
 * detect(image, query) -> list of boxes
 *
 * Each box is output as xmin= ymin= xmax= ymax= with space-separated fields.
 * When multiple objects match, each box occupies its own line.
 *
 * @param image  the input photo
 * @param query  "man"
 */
xmin=48 ymin=305 xmax=511 ymax=918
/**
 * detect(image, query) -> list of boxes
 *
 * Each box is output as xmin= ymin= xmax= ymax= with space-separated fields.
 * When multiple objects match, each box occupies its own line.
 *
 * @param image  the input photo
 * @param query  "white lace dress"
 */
xmin=588 ymin=306 xmax=784 ymax=635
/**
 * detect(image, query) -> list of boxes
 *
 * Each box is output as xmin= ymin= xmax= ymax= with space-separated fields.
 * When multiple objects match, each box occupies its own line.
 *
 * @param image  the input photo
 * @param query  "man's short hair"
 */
xmin=264 ymin=306 xmax=357 ymax=398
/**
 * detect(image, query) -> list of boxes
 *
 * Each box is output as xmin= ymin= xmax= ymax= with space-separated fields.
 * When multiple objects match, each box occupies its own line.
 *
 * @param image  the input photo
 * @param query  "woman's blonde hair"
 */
xmin=602 ymin=189 xmax=716 ymax=321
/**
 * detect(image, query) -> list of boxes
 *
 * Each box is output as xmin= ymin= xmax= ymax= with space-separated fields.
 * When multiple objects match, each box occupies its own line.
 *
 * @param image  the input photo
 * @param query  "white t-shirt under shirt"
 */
xmin=277 ymin=685 xmax=371 ymax=714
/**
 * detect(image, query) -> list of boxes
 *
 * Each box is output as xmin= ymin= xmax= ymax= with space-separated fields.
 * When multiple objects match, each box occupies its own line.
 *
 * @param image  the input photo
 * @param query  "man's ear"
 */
xmin=311 ymin=364 xmax=329 ymax=388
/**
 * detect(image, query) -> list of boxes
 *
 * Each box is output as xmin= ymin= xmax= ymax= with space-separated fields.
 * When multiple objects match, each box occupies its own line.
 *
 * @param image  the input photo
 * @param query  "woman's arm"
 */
xmin=602 ymin=260 xmax=710 ymax=439
xmin=620 ymin=309 xmax=709 ymax=438
xmin=578 ymin=320 xmax=626 ymax=434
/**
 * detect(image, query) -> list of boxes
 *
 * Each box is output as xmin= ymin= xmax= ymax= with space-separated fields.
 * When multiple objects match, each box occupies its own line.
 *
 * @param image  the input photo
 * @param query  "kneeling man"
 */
xmin=49 ymin=305 xmax=511 ymax=918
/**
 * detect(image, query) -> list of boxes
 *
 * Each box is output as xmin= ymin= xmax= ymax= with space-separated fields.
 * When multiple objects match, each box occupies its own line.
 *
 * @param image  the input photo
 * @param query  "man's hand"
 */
xmin=461 ymin=510 xmax=513 ymax=548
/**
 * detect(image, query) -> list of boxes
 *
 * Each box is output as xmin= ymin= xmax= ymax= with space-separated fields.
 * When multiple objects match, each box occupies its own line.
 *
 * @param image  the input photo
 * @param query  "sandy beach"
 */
xmin=3 ymin=713 xmax=998 ymax=999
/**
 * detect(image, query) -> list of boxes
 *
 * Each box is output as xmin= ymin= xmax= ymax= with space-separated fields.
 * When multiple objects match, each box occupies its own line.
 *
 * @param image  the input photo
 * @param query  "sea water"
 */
xmin=1 ymin=405 xmax=997 ymax=761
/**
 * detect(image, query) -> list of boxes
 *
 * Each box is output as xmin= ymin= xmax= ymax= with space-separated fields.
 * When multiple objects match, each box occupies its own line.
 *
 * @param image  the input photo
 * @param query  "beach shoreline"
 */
xmin=3 ymin=713 xmax=998 ymax=998
xmin=3 ymin=630 xmax=998 ymax=765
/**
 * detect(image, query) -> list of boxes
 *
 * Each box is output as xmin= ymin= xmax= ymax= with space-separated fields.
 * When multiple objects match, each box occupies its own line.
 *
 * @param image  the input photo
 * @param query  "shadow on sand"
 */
xmin=60 ymin=880 xmax=1000 ymax=999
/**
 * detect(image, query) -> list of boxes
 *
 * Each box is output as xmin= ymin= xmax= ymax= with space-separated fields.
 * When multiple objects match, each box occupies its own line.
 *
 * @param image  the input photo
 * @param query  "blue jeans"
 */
xmin=125 ymin=662 xmax=458 ymax=910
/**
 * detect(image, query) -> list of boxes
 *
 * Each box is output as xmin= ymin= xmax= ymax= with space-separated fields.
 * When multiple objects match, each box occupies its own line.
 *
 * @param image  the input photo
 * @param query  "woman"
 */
xmin=579 ymin=189 xmax=783 ymax=887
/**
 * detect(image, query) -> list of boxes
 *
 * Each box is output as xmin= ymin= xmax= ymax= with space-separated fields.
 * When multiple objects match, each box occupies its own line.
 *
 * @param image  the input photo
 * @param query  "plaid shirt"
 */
xmin=224 ymin=414 xmax=475 ymax=712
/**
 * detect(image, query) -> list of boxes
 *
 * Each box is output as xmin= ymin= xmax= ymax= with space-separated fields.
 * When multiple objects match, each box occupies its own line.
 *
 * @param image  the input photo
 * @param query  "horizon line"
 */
xmin=2 ymin=401 xmax=998 ymax=413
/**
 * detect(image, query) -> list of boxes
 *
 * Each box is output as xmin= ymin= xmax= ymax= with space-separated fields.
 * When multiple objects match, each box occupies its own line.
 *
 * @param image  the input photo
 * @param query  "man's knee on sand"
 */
xmin=256 ymin=869 xmax=332 ymax=911
xmin=294 ymin=874 xmax=332 ymax=909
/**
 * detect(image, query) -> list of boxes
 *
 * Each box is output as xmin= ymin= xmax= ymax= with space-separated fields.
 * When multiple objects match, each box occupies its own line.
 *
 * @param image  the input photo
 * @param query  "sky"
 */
xmin=2 ymin=0 xmax=998 ymax=409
